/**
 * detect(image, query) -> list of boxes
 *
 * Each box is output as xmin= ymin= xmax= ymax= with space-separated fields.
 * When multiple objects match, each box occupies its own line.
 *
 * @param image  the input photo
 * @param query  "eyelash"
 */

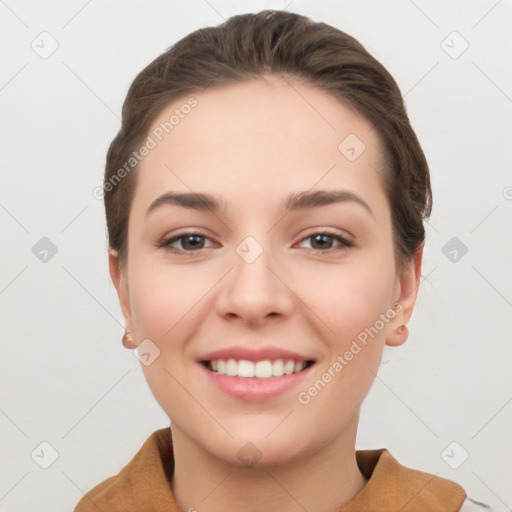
xmin=159 ymin=230 xmax=353 ymax=254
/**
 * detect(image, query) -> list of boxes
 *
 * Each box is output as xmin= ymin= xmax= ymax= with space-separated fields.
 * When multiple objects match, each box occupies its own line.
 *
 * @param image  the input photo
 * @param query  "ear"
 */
xmin=386 ymin=245 xmax=423 ymax=347
xmin=108 ymin=249 xmax=133 ymax=328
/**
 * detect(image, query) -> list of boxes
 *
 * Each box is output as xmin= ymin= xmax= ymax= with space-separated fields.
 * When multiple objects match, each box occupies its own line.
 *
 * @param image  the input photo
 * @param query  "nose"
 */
xmin=215 ymin=242 xmax=295 ymax=327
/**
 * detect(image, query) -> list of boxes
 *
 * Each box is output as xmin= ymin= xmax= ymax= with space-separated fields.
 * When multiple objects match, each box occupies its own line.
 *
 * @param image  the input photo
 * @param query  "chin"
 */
xmin=204 ymin=427 xmax=314 ymax=469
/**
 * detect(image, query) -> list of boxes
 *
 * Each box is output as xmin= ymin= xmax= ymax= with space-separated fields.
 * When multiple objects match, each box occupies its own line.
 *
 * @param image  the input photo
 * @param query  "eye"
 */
xmin=297 ymin=231 xmax=353 ymax=252
xmin=159 ymin=230 xmax=352 ymax=254
xmin=160 ymin=232 xmax=216 ymax=252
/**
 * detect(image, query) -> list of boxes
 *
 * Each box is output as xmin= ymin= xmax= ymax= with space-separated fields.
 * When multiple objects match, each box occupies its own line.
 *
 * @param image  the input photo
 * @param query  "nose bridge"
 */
xmin=233 ymin=233 xmax=278 ymax=297
xmin=216 ymin=233 xmax=293 ymax=321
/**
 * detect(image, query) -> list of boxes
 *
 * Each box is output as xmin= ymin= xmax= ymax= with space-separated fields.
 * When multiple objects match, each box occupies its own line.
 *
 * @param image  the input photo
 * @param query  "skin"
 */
xmin=109 ymin=74 xmax=422 ymax=512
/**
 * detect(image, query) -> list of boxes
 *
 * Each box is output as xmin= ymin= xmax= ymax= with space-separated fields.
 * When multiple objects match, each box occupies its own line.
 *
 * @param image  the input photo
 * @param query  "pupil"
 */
xmin=312 ymin=234 xmax=332 ymax=249
xmin=183 ymin=235 xmax=204 ymax=250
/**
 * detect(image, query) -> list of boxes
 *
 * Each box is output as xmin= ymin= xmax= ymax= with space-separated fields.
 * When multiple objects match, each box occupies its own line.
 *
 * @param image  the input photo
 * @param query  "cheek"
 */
xmin=298 ymin=257 xmax=396 ymax=412
xmin=128 ymin=258 xmax=215 ymax=424
xmin=291 ymin=254 xmax=396 ymax=346
xmin=129 ymin=257 xmax=215 ymax=341
xmin=127 ymin=257 xmax=226 ymax=413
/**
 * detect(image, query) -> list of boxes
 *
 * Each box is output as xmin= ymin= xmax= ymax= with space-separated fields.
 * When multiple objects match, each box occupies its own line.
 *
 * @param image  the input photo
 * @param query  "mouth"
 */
xmin=200 ymin=358 xmax=316 ymax=378
xmin=199 ymin=357 xmax=316 ymax=401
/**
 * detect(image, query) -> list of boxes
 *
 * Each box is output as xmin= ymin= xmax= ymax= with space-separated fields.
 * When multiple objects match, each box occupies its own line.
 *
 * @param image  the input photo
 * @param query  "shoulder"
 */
xmin=73 ymin=473 xmax=128 ymax=512
xmin=353 ymin=448 xmax=491 ymax=511
xmin=459 ymin=496 xmax=495 ymax=511
xmin=73 ymin=427 xmax=176 ymax=512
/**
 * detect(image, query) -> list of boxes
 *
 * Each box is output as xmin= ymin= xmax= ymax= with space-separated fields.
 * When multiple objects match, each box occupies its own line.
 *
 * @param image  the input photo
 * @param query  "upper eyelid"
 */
xmin=163 ymin=231 xmax=217 ymax=247
xmin=297 ymin=227 xmax=353 ymax=241
xmin=296 ymin=232 xmax=353 ymax=249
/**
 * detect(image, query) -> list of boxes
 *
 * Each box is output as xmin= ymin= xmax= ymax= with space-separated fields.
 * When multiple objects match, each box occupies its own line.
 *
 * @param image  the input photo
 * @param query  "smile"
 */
xmin=202 ymin=359 xmax=315 ymax=378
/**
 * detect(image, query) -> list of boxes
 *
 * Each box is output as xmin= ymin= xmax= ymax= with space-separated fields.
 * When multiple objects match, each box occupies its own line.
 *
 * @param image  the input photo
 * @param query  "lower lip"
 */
xmin=199 ymin=363 xmax=314 ymax=401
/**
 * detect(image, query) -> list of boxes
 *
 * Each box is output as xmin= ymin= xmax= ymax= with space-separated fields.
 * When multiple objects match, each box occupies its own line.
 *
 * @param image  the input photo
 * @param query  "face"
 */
xmin=110 ymin=75 xmax=421 ymax=468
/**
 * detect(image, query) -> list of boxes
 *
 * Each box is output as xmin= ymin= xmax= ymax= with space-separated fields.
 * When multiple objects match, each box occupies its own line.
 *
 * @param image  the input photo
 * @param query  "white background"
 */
xmin=1 ymin=1 xmax=511 ymax=510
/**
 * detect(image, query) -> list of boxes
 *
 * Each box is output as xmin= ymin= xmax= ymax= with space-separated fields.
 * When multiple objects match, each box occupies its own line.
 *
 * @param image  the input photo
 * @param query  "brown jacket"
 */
xmin=73 ymin=427 xmax=485 ymax=511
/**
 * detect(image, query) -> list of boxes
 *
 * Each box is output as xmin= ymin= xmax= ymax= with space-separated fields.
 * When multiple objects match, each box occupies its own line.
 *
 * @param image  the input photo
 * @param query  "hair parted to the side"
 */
xmin=104 ymin=9 xmax=432 ymax=271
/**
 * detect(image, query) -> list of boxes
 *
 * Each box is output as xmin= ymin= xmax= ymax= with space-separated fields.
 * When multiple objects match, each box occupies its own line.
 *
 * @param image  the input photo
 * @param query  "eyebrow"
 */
xmin=146 ymin=189 xmax=373 ymax=217
xmin=284 ymin=190 xmax=373 ymax=216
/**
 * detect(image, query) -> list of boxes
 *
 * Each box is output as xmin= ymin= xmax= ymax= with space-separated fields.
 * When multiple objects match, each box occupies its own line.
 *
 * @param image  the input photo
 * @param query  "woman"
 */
xmin=74 ymin=9 xmax=492 ymax=511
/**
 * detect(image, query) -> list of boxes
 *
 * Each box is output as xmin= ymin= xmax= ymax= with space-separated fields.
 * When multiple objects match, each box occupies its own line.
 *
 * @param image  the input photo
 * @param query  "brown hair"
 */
xmin=104 ymin=9 xmax=431 ymax=271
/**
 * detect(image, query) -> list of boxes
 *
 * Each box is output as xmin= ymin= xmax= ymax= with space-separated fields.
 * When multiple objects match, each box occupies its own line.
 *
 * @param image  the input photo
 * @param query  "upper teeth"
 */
xmin=209 ymin=359 xmax=307 ymax=378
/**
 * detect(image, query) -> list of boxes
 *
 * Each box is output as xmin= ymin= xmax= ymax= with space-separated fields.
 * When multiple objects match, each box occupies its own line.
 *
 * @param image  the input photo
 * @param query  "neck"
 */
xmin=170 ymin=417 xmax=368 ymax=512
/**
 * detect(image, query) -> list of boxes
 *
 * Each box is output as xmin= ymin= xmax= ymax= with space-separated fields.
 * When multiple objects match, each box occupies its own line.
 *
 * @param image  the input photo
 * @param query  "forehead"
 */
xmin=133 ymin=75 xmax=386 ymax=213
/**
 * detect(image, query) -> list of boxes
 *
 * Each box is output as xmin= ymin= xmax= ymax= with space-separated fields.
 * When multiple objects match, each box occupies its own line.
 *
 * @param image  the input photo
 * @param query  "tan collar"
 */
xmin=75 ymin=427 xmax=466 ymax=511
xmin=340 ymin=448 xmax=466 ymax=510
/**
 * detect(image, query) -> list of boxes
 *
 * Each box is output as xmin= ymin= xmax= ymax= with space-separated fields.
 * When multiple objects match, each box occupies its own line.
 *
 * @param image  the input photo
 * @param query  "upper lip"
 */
xmin=198 ymin=347 xmax=315 ymax=363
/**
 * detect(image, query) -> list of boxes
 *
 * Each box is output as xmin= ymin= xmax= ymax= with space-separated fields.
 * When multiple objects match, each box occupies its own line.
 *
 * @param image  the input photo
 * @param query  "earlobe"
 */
xmin=385 ymin=246 xmax=423 ymax=347
xmin=386 ymin=323 xmax=409 ymax=347
xmin=122 ymin=329 xmax=137 ymax=349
